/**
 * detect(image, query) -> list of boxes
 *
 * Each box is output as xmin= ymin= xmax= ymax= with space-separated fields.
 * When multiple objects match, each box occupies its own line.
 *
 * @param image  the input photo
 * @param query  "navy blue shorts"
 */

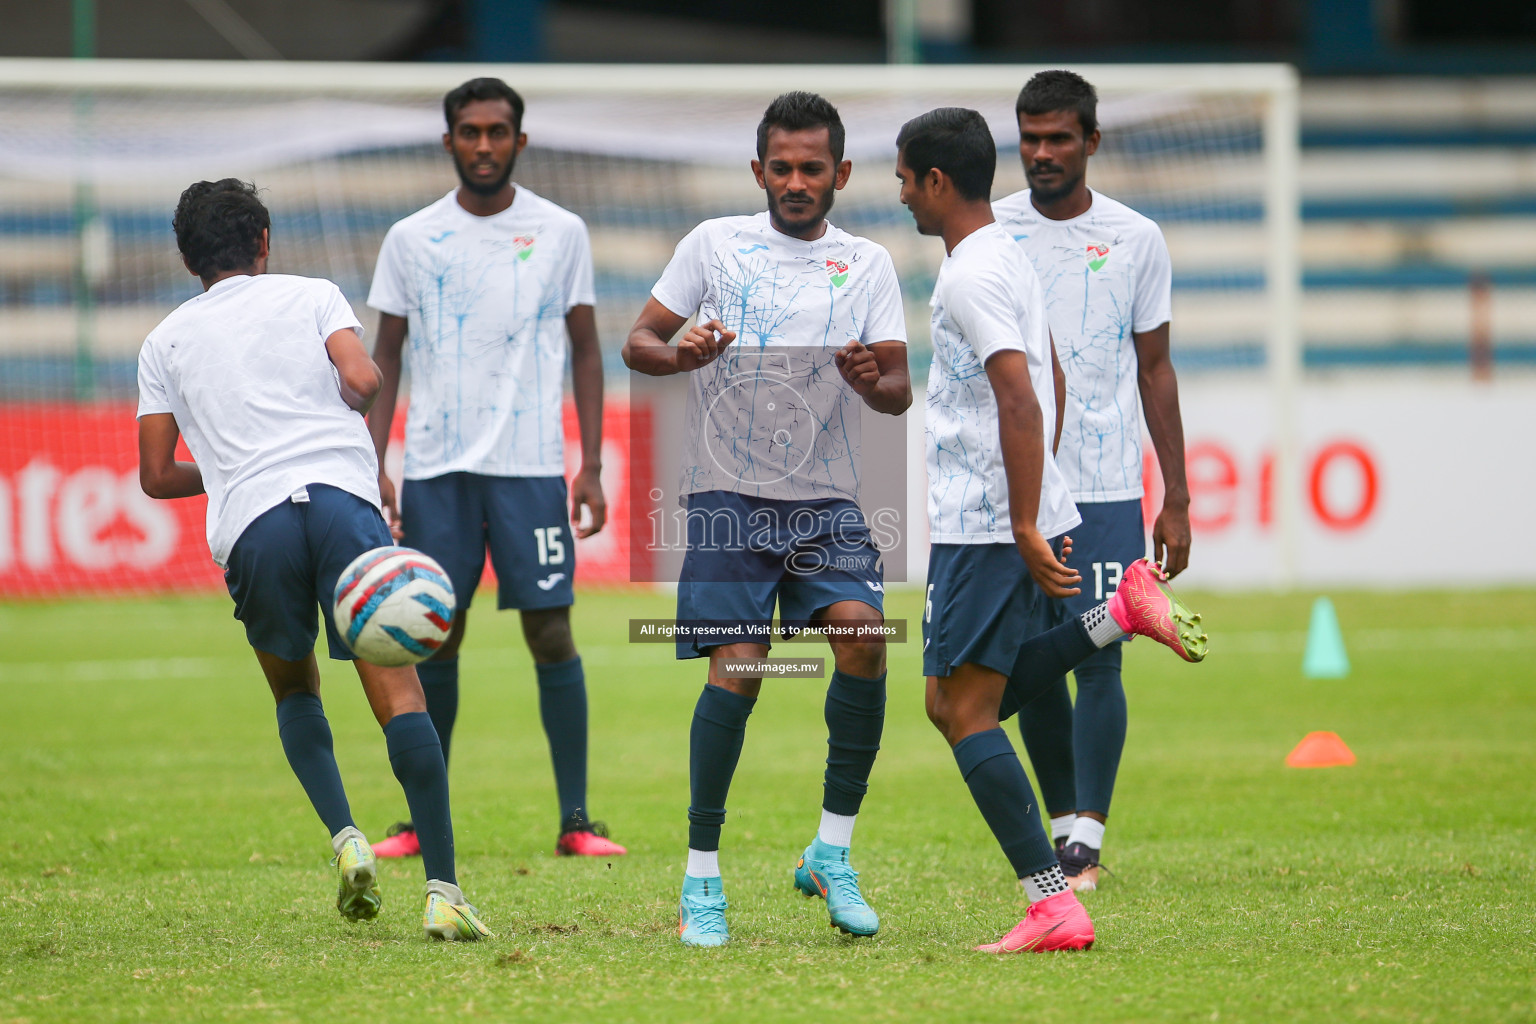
xmin=675 ymin=491 xmax=885 ymax=659
xmin=401 ymin=473 xmax=573 ymax=611
xmin=1049 ymin=497 xmax=1146 ymax=634
xmin=224 ymin=484 xmax=392 ymax=662
xmin=922 ymin=542 xmax=1055 ymax=679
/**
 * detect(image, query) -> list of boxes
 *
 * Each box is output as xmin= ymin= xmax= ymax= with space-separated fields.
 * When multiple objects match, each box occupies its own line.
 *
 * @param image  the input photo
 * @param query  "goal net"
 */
xmin=0 ymin=59 xmax=1299 ymax=596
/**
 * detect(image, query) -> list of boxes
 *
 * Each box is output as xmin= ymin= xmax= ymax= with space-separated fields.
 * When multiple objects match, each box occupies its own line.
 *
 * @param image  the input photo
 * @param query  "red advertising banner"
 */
xmin=0 ymin=400 xmax=648 ymax=598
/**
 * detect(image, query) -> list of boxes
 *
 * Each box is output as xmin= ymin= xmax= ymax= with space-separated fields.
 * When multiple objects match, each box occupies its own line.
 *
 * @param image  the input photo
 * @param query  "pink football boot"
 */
xmin=1107 ymin=558 xmax=1208 ymax=662
xmin=371 ymin=822 xmax=421 ymax=858
xmin=975 ymin=890 xmax=1095 ymax=953
xmin=556 ymin=820 xmax=627 ymax=857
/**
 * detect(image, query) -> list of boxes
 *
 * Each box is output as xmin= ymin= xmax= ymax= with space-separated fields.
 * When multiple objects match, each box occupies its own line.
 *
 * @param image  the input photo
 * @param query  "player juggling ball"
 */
xmin=625 ymin=92 xmax=911 ymax=947
xmin=364 ymin=77 xmax=624 ymax=861
xmin=894 ymin=108 xmax=1206 ymax=954
xmin=136 ymin=179 xmax=489 ymax=941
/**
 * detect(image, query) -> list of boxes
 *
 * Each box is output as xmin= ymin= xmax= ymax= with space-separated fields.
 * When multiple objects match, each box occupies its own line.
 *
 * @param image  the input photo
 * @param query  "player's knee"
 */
xmin=432 ymin=633 xmax=466 ymax=660
xmin=924 ymin=686 xmax=950 ymax=732
xmin=430 ymin=611 xmax=469 ymax=660
xmin=708 ymin=675 xmax=762 ymax=700
xmin=522 ymin=609 xmax=576 ymax=664
xmin=832 ymin=637 xmax=886 ymax=678
xmin=256 ymin=650 xmax=321 ymax=704
xmin=268 ymin=678 xmax=320 ymax=705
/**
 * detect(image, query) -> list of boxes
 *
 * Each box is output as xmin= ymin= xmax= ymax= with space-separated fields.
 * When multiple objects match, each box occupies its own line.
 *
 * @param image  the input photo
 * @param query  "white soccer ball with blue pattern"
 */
xmin=332 ymin=546 xmax=456 ymax=666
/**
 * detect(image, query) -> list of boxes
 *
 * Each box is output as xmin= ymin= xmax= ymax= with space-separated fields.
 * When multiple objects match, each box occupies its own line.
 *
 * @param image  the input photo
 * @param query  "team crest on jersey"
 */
xmin=1085 ymin=243 xmax=1110 ymax=271
xmin=825 ymin=258 xmax=850 ymax=287
xmin=513 ymin=236 xmax=536 ymax=261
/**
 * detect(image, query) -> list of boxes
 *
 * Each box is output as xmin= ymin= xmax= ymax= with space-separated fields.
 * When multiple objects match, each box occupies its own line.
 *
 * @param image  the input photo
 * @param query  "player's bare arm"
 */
xmin=567 ymin=303 xmax=607 ymax=538
xmin=1050 ymin=333 xmax=1065 ymax=455
xmin=985 ymin=349 xmax=1081 ymax=598
xmin=325 ymin=327 xmax=383 ymax=415
xmin=622 ymin=298 xmax=736 ymax=375
xmin=835 ymin=340 xmax=911 ymax=415
xmin=1133 ymin=322 xmax=1191 ymax=576
xmin=137 ymin=412 xmax=204 ymax=499
xmin=366 ymin=312 xmax=408 ymax=538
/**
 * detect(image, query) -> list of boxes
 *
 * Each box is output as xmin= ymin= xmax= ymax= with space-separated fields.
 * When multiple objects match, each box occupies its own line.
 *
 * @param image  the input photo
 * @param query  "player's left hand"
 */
xmin=1152 ymin=501 xmax=1191 ymax=577
xmin=1017 ymin=527 xmax=1082 ymax=599
xmin=571 ymin=465 xmax=607 ymax=538
xmin=835 ymin=340 xmax=880 ymax=395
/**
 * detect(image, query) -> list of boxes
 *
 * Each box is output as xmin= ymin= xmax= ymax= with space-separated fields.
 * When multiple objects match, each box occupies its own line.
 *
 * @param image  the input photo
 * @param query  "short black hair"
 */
xmin=757 ymin=91 xmax=845 ymax=163
xmin=173 ymin=179 xmax=270 ymax=279
xmin=896 ymin=107 xmax=995 ymax=202
xmin=1016 ymin=70 xmax=1099 ymax=137
xmin=444 ymin=77 xmax=525 ymax=133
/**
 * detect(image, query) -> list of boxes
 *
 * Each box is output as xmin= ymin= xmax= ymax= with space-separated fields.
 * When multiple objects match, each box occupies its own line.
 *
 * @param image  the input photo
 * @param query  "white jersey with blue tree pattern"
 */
xmin=368 ymin=187 xmax=595 ymax=480
xmin=926 ymin=223 xmax=1079 ymax=544
xmin=993 ymin=189 xmax=1173 ymax=502
xmin=651 ymin=212 xmax=907 ymax=504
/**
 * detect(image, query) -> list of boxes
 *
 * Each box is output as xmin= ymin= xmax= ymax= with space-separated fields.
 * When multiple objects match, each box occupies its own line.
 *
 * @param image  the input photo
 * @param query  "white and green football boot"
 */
xmin=423 ymin=880 xmax=492 ymax=941
xmin=794 ymin=837 xmax=879 ymax=937
xmin=331 ymin=826 xmax=382 ymax=922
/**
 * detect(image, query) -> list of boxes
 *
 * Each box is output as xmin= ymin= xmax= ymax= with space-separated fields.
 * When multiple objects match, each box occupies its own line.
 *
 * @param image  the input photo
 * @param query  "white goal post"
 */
xmin=0 ymin=58 xmax=1301 ymax=589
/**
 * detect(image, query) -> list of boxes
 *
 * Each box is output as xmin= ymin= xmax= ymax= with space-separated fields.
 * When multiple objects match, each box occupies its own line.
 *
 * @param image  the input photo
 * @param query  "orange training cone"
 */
xmin=1285 ymin=731 xmax=1356 ymax=768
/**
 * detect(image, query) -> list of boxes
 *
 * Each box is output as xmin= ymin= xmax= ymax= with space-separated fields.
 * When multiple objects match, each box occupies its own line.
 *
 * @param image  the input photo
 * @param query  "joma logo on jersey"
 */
xmin=513 ymin=236 xmax=536 ymax=261
xmin=1085 ymin=243 xmax=1110 ymax=271
xmin=825 ymin=259 xmax=850 ymax=287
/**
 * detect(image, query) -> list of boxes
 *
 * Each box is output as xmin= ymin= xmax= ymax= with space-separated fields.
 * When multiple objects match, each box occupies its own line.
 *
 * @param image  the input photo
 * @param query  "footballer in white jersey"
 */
xmin=365 ymin=78 xmax=626 ymax=861
xmin=624 ymin=92 xmax=910 ymax=947
xmin=897 ymin=106 xmax=1207 ymax=954
xmin=136 ymin=178 xmax=486 ymax=940
xmin=1005 ymin=70 xmax=1194 ymax=894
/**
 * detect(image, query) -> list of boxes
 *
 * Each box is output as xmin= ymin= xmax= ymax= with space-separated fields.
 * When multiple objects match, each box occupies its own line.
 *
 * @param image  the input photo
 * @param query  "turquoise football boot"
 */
xmin=678 ymin=875 xmax=729 ymax=947
xmin=794 ymin=837 xmax=879 ymax=937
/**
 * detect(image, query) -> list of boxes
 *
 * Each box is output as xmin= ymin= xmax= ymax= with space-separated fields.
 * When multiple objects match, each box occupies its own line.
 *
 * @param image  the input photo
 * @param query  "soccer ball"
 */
xmin=332 ymin=546 xmax=456 ymax=666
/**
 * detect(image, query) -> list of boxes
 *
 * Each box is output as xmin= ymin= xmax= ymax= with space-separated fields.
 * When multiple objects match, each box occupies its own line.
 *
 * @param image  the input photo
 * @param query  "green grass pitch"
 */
xmin=2 ymin=587 xmax=1533 ymax=1022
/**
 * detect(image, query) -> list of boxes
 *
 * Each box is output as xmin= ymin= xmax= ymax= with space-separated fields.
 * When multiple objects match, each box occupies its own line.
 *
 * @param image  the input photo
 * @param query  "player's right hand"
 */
xmin=378 ymin=472 xmax=404 ymax=541
xmin=675 ymin=319 xmax=736 ymax=371
xmin=1016 ymin=527 xmax=1081 ymax=598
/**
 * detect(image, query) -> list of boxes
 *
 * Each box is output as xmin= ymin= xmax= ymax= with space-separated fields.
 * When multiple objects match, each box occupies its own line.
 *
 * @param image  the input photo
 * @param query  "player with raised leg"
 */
xmin=996 ymin=71 xmax=1193 ymax=892
xmin=366 ymin=78 xmax=625 ymax=859
xmin=624 ymin=92 xmax=910 ymax=946
xmin=136 ymin=179 xmax=488 ymax=940
xmin=895 ymin=109 xmax=1204 ymax=953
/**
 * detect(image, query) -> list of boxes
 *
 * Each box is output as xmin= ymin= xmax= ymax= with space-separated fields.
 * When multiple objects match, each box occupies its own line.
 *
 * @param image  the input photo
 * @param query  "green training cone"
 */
xmin=1302 ymin=596 xmax=1350 ymax=679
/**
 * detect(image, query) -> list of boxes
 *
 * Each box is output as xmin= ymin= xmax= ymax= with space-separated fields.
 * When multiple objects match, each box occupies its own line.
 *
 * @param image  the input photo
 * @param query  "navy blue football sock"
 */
xmin=822 ymin=669 xmax=886 ymax=816
xmin=1072 ymin=644 xmax=1127 ymax=817
xmin=416 ymin=657 xmax=459 ymax=767
xmin=687 ymin=683 xmax=756 ymax=852
xmin=952 ymin=728 xmax=1057 ymax=878
xmin=275 ymin=692 xmax=354 ymax=837
xmin=999 ymin=617 xmax=1097 ymax=721
xmin=535 ymin=656 xmax=589 ymax=824
xmin=1016 ymin=676 xmax=1079 ymax=816
xmin=384 ymin=711 xmax=455 ymax=884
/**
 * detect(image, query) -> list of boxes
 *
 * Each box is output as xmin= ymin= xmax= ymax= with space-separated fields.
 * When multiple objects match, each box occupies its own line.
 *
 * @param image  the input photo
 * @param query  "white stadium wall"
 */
xmin=903 ymin=376 xmax=1536 ymax=591
xmin=1154 ymin=377 xmax=1536 ymax=589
